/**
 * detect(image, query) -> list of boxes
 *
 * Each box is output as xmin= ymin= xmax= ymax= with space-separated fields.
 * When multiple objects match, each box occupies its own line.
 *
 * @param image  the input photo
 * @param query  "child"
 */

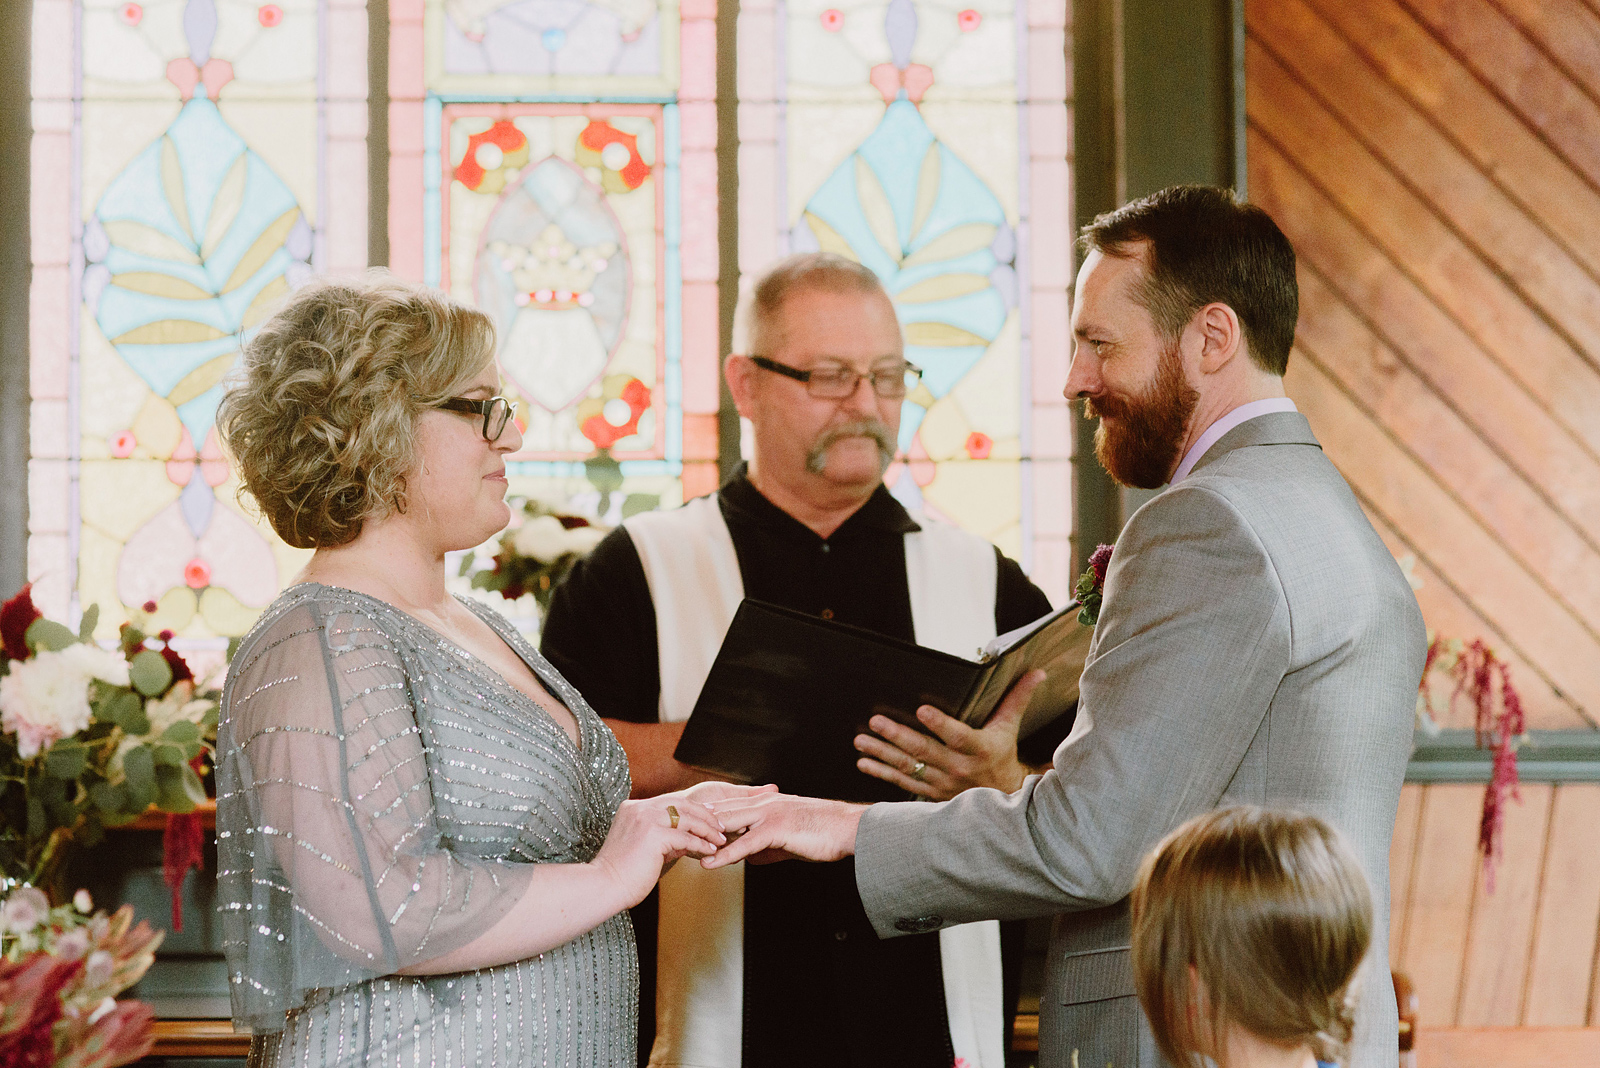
xmin=1129 ymin=806 xmax=1373 ymax=1068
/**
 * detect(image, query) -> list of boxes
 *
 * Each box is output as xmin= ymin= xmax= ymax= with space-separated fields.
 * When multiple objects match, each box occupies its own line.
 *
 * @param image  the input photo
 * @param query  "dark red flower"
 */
xmin=159 ymin=645 xmax=194 ymax=686
xmin=1088 ymin=543 xmax=1114 ymax=590
xmin=0 ymin=585 xmax=41 ymax=662
xmin=163 ymin=811 xmax=206 ymax=932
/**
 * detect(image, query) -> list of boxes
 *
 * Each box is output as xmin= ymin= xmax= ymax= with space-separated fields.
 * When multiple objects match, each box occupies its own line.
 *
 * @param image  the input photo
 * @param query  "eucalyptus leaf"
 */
xmin=94 ymin=690 xmax=144 ymax=731
xmin=26 ymin=797 xmax=44 ymax=838
xmin=122 ymin=745 xmax=156 ymax=810
xmin=90 ymin=781 xmax=128 ymax=814
xmin=162 ymin=720 xmax=200 ymax=745
xmin=77 ymin=603 xmax=100 ymax=642
xmin=151 ymin=743 xmax=186 ymax=767
xmin=44 ymin=743 xmax=86 ymax=780
xmin=123 ymin=706 xmax=151 ymax=736
xmin=129 ymin=649 xmax=172 ymax=696
xmin=153 ymin=763 xmax=200 ymax=813
xmin=201 ymin=707 xmax=219 ymax=732
xmin=25 ymin=619 xmax=78 ymax=653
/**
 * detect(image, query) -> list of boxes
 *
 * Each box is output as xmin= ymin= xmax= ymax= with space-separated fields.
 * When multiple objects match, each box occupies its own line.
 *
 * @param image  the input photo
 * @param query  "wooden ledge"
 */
xmin=123 ymin=798 xmax=216 ymax=832
xmin=148 ymin=1015 xmax=1040 ymax=1057
xmin=151 ymin=1018 xmax=249 ymax=1056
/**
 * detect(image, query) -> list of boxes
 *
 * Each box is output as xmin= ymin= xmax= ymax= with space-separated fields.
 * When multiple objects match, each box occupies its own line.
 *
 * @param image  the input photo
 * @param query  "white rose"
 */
xmin=143 ymin=680 xmax=211 ymax=735
xmin=58 ymin=643 xmax=131 ymax=688
xmin=562 ymin=525 xmax=606 ymax=556
xmin=511 ymin=515 xmax=572 ymax=563
xmin=0 ymin=647 xmax=107 ymax=758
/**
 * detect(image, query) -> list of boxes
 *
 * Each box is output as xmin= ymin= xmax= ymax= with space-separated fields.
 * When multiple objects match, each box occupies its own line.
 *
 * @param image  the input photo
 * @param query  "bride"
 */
xmin=213 ymin=273 xmax=768 ymax=1067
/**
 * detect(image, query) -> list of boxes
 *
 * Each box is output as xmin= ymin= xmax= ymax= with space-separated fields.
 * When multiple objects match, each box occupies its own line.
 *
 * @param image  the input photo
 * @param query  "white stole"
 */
xmin=625 ymin=494 xmax=1006 ymax=1068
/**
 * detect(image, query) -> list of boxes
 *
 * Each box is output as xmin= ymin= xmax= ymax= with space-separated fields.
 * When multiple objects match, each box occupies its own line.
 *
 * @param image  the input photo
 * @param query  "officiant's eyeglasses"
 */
xmin=749 ymin=356 xmax=922 ymax=400
xmin=436 ymin=395 xmax=518 ymax=440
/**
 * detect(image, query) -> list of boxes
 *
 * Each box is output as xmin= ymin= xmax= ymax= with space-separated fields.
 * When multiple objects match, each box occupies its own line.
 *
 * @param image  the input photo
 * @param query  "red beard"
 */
xmin=1084 ymin=343 xmax=1199 ymax=489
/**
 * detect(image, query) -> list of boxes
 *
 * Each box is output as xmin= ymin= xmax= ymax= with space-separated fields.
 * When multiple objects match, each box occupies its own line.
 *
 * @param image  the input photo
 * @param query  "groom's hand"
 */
xmin=854 ymin=669 xmax=1046 ymax=799
xmin=699 ymin=794 xmax=866 ymax=868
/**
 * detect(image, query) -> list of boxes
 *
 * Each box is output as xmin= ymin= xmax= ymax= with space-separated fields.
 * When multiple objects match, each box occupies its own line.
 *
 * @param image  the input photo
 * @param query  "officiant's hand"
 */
xmin=852 ymin=670 xmax=1046 ymax=799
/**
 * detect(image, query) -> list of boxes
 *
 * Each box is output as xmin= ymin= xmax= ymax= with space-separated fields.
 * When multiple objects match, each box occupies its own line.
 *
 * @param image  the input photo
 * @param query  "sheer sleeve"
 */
xmin=216 ymin=595 xmax=535 ymax=1032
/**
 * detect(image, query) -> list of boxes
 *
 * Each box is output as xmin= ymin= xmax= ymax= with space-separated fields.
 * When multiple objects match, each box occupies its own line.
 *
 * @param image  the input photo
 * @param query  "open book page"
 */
xmin=959 ymin=602 xmax=1093 ymax=739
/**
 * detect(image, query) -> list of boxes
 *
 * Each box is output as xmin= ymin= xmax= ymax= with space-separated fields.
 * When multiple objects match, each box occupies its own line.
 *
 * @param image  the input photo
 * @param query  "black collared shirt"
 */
xmin=542 ymin=469 xmax=1059 ymax=1068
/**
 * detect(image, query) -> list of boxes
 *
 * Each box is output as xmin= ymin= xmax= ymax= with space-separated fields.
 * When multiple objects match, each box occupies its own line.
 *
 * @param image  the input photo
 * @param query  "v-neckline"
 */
xmin=301 ymin=582 xmax=585 ymax=754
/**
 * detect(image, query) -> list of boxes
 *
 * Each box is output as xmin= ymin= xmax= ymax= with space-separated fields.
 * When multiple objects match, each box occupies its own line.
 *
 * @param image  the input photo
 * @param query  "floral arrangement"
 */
xmin=1418 ymin=636 xmax=1526 ymax=891
xmin=0 ymin=586 xmax=217 ymax=920
xmin=1074 ymin=544 xmax=1115 ymax=626
xmin=464 ymin=500 xmax=608 ymax=613
xmin=0 ymin=886 xmax=161 ymax=1067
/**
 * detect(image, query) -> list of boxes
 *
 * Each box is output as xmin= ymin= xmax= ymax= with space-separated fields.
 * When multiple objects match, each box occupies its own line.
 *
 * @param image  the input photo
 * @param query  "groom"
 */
xmin=706 ymin=186 xmax=1426 ymax=1068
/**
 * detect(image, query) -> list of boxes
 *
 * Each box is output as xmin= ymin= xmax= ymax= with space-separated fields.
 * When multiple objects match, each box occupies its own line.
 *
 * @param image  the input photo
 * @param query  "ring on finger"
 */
xmin=666 ymin=805 xmax=679 ymax=829
xmin=910 ymin=760 xmax=927 ymax=781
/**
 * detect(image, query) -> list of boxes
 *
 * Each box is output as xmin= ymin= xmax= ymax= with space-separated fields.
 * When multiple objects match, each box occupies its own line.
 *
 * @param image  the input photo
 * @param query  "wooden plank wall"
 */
xmin=1244 ymin=0 xmax=1600 ymax=732
xmin=1243 ymin=0 xmax=1600 ymax=1059
xmin=1389 ymin=783 xmax=1600 ymax=1062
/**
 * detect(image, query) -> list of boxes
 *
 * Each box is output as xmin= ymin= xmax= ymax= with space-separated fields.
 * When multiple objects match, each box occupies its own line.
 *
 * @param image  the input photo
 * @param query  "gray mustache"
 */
xmin=805 ymin=420 xmax=898 ymax=475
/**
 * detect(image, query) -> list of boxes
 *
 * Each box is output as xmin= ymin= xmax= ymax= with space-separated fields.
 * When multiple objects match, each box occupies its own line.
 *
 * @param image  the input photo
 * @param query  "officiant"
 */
xmin=541 ymin=252 xmax=1067 ymax=1068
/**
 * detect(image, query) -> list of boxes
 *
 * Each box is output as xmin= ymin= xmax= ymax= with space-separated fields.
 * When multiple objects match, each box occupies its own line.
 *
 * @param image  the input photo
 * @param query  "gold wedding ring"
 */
xmin=666 ymin=805 xmax=679 ymax=829
xmin=910 ymin=760 xmax=927 ymax=781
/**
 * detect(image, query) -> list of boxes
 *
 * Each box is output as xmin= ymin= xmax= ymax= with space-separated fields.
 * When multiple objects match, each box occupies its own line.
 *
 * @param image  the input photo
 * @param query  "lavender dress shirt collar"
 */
xmin=1169 ymin=397 xmax=1300 ymax=485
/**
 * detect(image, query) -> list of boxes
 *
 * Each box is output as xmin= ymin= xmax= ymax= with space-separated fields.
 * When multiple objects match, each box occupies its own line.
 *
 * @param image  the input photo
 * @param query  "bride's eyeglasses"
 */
xmin=436 ymin=395 xmax=518 ymax=440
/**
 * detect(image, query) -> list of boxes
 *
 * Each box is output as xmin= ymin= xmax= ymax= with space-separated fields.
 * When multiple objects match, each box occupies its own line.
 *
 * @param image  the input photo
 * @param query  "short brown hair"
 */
xmin=217 ymin=273 xmax=496 ymax=548
xmin=1081 ymin=185 xmax=1298 ymax=375
xmin=1130 ymin=807 xmax=1372 ymax=1068
xmin=736 ymin=252 xmax=894 ymax=354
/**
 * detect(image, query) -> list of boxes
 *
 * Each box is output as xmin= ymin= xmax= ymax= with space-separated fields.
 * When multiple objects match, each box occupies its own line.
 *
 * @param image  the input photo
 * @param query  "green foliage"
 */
xmin=43 ymin=743 xmax=86 ymax=780
xmin=1 ymin=597 xmax=223 ymax=890
xmin=120 ymin=745 xmax=157 ymax=813
xmin=76 ymin=604 xmax=100 ymax=642
xmin=24 ymin=619 xmax=78 ymax=653
xmin=128 ymin=649 xmax=173 ymax=697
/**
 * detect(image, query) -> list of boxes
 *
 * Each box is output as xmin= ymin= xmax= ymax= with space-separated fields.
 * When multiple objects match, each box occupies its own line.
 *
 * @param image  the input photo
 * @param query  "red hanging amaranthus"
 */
xmin=1419 ymin=637 xmax=1526 ymax=891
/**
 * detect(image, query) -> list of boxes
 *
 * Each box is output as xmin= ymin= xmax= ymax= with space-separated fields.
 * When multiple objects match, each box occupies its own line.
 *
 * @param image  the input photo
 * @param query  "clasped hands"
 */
xmin=696 ymin=670 xmax=1047 ymax=869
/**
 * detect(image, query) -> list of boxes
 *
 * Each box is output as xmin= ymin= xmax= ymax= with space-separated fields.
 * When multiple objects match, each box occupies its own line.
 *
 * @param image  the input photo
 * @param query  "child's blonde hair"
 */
xmin=1129 ymin=806 xmax=1372 ymax=1067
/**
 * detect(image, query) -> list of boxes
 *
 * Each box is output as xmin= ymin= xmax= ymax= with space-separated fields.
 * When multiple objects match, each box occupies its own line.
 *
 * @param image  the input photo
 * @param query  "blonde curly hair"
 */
xmin=1130 ymin=806 xmax=1372 ymax=1068
xmin=217 ymin=273 xmax=497 ymax=549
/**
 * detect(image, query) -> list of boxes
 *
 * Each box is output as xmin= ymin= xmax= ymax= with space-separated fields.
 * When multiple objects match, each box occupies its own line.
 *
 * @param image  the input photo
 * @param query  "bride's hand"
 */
xmin=591 ymin=784 xmax=777 ymax=910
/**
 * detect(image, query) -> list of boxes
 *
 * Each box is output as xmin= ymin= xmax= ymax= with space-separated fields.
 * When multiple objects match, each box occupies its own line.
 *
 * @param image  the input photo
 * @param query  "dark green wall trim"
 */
xmin=716 ymin=0 xmax=742 ymax=484
xmin=0 ymin=1 xmax=31 ymax=597
xmin=1069 ymin=0 xmax=1124 ymax=575
xmin=1406 ymin=730 xmax=1600 ymax=783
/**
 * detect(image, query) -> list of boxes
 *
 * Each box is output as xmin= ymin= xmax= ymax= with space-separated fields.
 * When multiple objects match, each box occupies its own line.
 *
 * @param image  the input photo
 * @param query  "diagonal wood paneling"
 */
xmin=1246 ymin=0 xmax=1600 ymax=731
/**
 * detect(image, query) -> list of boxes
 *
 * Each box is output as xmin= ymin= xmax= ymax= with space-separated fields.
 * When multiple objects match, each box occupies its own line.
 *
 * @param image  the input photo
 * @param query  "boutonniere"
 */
xmin=1075 ymin=543 xmax=1115 ymax=626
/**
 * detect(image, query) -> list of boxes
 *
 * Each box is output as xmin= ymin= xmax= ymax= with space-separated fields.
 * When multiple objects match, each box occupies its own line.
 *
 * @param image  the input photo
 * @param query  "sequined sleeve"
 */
xmin=216 ymin=597 xmax=536 ymax=1033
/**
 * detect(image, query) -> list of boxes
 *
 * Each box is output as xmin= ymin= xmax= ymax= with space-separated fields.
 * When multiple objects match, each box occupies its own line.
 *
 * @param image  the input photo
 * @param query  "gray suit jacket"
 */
xmin=855 ymin=413 xmax=1425 ymax=1068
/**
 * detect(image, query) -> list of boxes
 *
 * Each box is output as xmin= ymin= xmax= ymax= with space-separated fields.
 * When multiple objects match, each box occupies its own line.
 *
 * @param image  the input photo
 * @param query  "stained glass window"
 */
xmin=737 ymin=0 xmax=1071 ymax=597
xmin=389 ymin=0 xmax=720 ymax=554
xmin=31 ymin=0 xmax=1071 ymax=635
xmin=29 ymin=0 xmax=370 ymax=637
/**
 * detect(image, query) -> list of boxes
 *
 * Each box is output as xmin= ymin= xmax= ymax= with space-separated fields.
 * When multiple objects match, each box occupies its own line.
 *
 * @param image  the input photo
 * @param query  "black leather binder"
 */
xmin=672 ymin=599 xmax=1090 ymax=801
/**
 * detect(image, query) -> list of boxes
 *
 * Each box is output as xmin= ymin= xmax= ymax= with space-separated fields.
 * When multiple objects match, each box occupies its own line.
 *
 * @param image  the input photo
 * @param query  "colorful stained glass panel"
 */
xmin=738 ymin=0 xmax=1070 ymax=597
xmin=29 ymin=0 xmax=369 ymax=637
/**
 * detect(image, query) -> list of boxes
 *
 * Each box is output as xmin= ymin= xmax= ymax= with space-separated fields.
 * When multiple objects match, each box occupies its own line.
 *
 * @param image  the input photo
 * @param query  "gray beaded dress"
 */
xmin=216 ymin=583 xmax=637 ymax=1067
